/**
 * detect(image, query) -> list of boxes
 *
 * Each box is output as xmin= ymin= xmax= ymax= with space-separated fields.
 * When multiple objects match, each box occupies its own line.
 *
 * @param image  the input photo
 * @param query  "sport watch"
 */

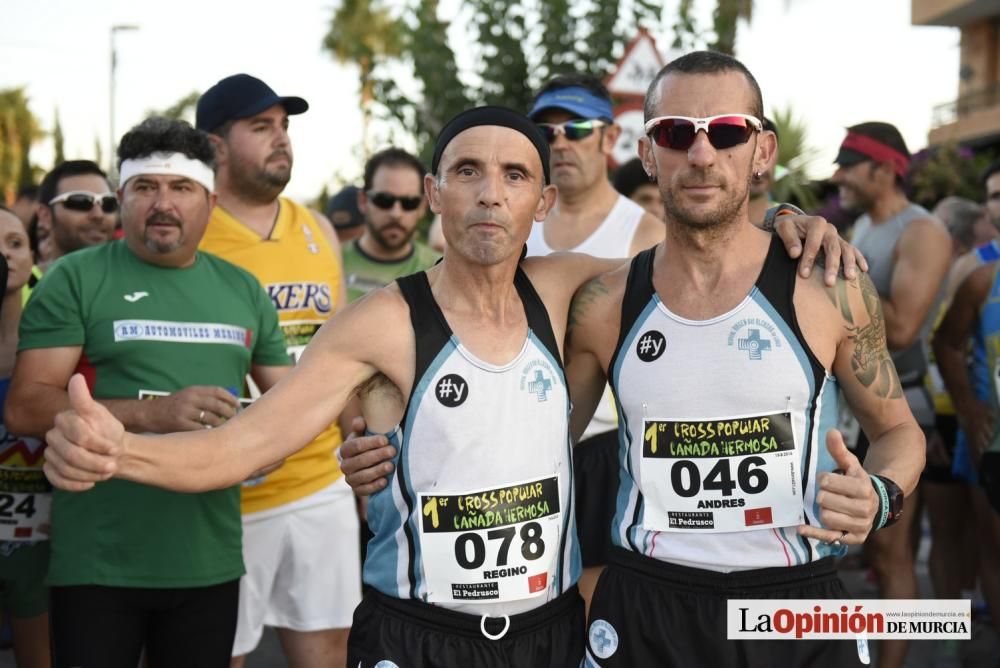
xmin=870 ymin=474 xmax=904 ymax=531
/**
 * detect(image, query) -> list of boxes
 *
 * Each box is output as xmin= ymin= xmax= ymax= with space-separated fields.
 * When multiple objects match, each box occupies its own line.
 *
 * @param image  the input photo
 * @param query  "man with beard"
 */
xmin=831 ymin=122 xmax=950 ymax=668
xmin=33 ymin=160 xmax=118 ymax=272
xmin=747 ymin=117 xmax=779 ymax=224
xmin=561 ymin=51 xmax=924 ymax=667
xmin=5 ymin=117 xmax=292 ymax=667
xmin=526 ymin=74 xmax=664 ymax=611
xmin=342 ymin=148 xmax=440 ymax=302
xmin=41 ymin=105 xmax=863 ymax=668
xmin=196 ymin=74 xmax=357 ymax=668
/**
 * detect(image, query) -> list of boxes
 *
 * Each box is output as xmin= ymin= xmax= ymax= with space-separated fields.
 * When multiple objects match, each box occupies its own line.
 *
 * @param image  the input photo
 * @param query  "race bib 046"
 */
xmin=419 ymin=476 xmax=560 ymax=604
xmin=640 ymin=412 xmax=804 ymax=533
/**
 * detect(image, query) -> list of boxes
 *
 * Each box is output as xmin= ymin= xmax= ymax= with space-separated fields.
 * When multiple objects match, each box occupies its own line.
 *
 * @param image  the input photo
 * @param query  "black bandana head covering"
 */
xmin=431 ymin=106 xmax=551 ymax=185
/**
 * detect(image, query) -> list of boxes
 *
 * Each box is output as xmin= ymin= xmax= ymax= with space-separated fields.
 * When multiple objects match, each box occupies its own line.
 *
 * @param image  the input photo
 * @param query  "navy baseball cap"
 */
xmin=325 ymin=185 xmax=363 ymax=230
xmin=196 ymin=74 xmax=308 ymax=132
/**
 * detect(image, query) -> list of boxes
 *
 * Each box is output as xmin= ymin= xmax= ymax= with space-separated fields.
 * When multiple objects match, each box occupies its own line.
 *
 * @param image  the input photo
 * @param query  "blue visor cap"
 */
xmin=528 ymin=87 xmax=614 ymax=121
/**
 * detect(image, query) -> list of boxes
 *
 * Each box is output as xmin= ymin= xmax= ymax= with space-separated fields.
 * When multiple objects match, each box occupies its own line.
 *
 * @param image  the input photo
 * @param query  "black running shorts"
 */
xmin=586 ymin=548 xmax=866 ymax=667
xmin=348 ymin=587 xmax=585 ymax=668
xmin=574 ymin=430 xmax=619 ymax=568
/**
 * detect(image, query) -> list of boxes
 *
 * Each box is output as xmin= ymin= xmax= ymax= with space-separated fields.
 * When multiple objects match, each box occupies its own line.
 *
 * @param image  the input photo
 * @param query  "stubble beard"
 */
xmin=52 ymin=215 xmax=111 ymax=255
xmin=662 ymin=168 xmax=751 ymax=237
xmin=229 ymin=155 xmax=291 ymax=204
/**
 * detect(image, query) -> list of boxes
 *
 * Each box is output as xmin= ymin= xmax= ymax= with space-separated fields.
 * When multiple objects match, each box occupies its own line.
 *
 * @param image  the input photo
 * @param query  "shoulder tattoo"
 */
xmin=568 ymin=275 xmax=610 ymax=334
xmin=825 ymin=273 xmax=903 ymax=399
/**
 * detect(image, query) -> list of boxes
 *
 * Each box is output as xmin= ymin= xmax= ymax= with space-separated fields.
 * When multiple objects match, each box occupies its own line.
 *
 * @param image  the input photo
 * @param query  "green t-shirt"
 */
xmin=19 ymin=240 xmax=290 ymax=588
xmin=342 ymin=239 xmax=441 ymax=302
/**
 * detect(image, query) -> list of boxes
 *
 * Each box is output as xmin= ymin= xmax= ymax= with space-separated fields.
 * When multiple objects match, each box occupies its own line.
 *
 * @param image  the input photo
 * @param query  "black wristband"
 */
xmin=869 ymin=474 xmax=904 ymax=531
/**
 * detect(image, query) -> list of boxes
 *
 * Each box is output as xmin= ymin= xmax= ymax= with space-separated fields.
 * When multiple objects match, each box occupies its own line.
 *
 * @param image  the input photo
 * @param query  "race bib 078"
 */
xmin=419 ymin=476 xmax=560 ymax=603
xmin=640 ymin=412 xmax=804 ymax=533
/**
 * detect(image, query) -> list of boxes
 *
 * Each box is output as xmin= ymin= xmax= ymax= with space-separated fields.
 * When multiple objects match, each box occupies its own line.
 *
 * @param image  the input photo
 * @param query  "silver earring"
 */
xmin=753 ymin=170 xmax=762 ymax=179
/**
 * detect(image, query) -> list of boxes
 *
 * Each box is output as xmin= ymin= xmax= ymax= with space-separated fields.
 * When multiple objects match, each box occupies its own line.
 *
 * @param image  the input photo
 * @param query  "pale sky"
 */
xmin=2 ymin=0 xmax=959 ymax=201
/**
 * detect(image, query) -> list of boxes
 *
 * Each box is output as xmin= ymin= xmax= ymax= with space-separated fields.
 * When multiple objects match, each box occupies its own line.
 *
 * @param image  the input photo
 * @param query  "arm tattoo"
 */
xmin=568 ymin=276 xmax=609 ymax=336
xmin=829 ymin=274 xmax=903 ymax=399
xmin=824 ymin=277 xmax=854 ymax=326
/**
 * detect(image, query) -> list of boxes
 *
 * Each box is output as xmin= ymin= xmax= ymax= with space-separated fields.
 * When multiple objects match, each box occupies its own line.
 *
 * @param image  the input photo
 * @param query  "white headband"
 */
xmin=119 ymin=151 xmax=215 ymax=193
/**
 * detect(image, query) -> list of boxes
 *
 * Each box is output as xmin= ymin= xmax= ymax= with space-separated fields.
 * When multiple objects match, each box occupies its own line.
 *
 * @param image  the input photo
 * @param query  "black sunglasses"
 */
xmin=368 ymin=192 xmax=422 ymax=211
xmin=49 ymin=191 xmax=118 ymax=214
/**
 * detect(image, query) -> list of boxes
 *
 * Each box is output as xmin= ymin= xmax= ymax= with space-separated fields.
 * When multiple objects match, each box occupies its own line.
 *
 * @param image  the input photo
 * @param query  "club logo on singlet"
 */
xmin=589 ymin=619 xmax=619 ymax=659
xmin=435 ymin=374 xmax=469 ymax=407
xmin=635 ymin=330 xmax=666 ymax=362
xmin=727 ymin=318 xmax=781 ymax=360
xmin=519 ymin=358 xmax=559 ymax=402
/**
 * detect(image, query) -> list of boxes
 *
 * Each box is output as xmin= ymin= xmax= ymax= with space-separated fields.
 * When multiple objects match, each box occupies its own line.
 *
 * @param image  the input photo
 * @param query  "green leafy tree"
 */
xmin=370 ymin=0 xmax=471 ymax=166
xmin=710 ymin=0 xmax=753 ymax=55
xmin=769 ymin=105 xmax=819 ymax=211
xmin=672 ymin=0 xmax=702 ymax=51
xmin=53 ymin=108 xmax=65 ymax=165
xmin=671 ymin=0 xmax=759 ymax=55
xmin=0 ymin=87 xmax=44 ymax=202
xmin=332 ymin=0 xmax=668 ymax=164
xmin=469 ymin=0 xmax=533 ymax=111
xmin=93 ymin=134 xmax=103 ymax=172
xmin=146 ymin=91 xmax=200 ymax=123
xmin=323 ymin=0 xmax=404 ymax=154
xmin=906 ymin=144 xmax=992 ymax=210
xmin=537 ymin=0 xmax=579 ymax=81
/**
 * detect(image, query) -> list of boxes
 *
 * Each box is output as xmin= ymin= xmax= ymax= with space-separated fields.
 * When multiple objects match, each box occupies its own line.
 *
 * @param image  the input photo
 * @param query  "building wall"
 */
xmin=959 ymin=19 xmax=998 ymax=99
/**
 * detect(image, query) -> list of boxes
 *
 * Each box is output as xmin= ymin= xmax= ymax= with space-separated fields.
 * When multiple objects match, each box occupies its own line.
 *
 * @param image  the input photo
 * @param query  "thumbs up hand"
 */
xmin=796 ymin=429 xmax=879 ymax=546
xmin=43 ymin=374 xmax=125 ymax=492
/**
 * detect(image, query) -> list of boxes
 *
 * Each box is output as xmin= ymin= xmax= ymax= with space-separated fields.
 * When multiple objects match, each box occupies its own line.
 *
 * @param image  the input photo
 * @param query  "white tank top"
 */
xmin=363 ymin=269 xmax=580 ymax=615
xmin=609 ymin=239 xmax=843 ymax=572
xmin=527 ymin=195 xmax=646 ymax=437
xmin=526 ymin=194 xmax=645 ymax=258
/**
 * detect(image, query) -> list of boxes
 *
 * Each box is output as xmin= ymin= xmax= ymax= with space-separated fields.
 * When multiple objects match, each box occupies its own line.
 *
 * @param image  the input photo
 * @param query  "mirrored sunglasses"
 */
xmin=644 ymin=114 xmax=763 ymax=151
xmin=536 ymin=119 xmax=607 ymax=143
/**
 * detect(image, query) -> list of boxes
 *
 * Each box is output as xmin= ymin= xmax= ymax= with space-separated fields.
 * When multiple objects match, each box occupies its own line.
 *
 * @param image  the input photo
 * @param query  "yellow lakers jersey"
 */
xmin=201 ymin=198 xmax=344 ymax=514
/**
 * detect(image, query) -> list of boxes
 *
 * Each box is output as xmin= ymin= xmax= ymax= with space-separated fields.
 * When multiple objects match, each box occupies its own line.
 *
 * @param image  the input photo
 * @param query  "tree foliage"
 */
xmin=324 ymin=0 xmax=404 ymax=154
xmin=769 ymin=105 xmax=819 ymax=211
xmin=146 ymin=91 xmax=200 ymax=123
xmin=671 ymin=0 xmax=754 ymax=55
xmin=326 ymin=0 xmax=672 ymax=163
xmin=53 ymin=108 xmax=65 ymax=165
xmin=0 ymin=87 xmax=44 ymax=202
xmin=906 ymin=144 xmax=992 ymax=210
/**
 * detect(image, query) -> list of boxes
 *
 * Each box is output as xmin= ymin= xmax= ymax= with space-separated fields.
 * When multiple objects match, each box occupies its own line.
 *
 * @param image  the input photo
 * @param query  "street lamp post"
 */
xmin=109 ymin=24 xmax=139 ymax=174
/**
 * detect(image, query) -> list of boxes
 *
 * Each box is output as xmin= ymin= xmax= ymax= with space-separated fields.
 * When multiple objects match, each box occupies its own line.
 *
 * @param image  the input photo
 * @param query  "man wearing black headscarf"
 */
xmin=43 ymin=104 xmax=860 ymax=668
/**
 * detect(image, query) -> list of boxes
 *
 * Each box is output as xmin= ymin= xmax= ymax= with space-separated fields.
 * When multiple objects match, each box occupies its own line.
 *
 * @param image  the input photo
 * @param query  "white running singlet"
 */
xmin=527 ymin=195 xmax=646 ymax=438
xmin=364 ymin=268 xmax=581 ymax=615
xmin=608 ymin=239 xmax=844 ymax=572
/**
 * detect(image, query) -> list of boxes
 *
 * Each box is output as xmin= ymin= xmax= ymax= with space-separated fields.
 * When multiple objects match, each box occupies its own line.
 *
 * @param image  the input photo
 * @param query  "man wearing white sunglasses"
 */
xmin=565 ymin=50 xmax=924 ymax=666
xmin=526 ymin=74 xmax=664 ymax=614
xmin=34 ymin=160 xmax=118 ymax=271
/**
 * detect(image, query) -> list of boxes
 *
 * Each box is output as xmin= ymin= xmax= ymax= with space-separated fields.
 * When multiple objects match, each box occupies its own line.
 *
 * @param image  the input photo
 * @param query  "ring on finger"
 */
xmin=198 ymin=409 xmax=206 ymax=424
xmin=831 ymin=529 xmax=848 ymax=546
